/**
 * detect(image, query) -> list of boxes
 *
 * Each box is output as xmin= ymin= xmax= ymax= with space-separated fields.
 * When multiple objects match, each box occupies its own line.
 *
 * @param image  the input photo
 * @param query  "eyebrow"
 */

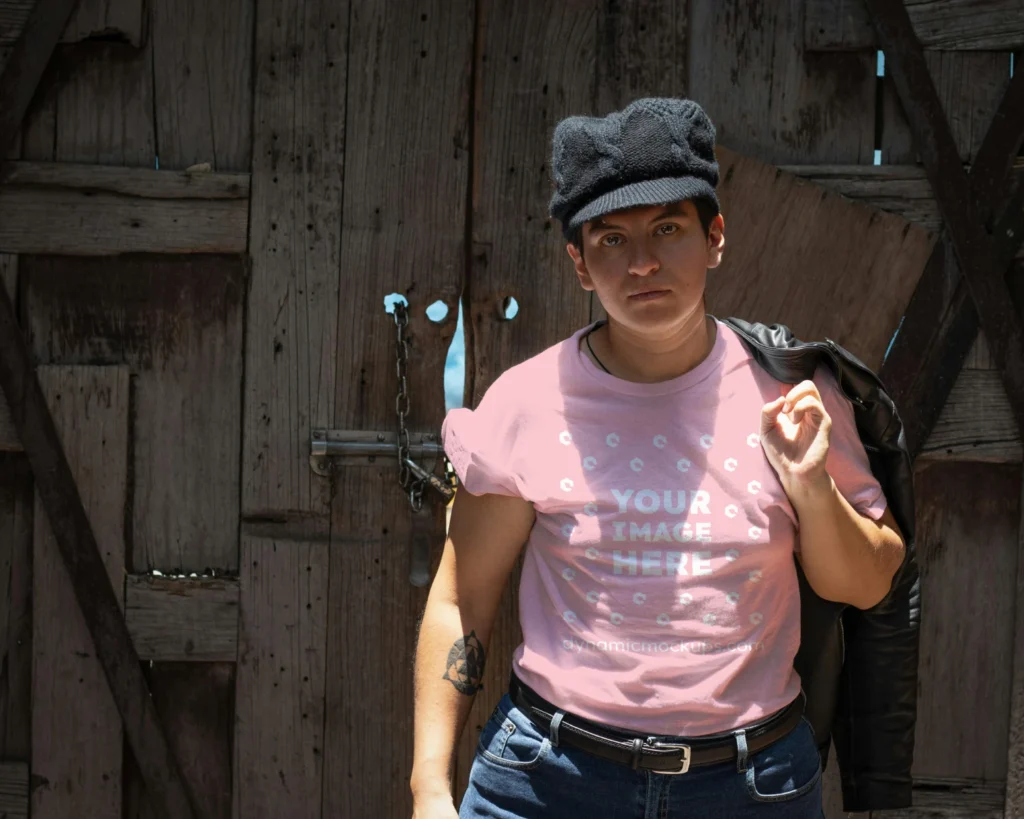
xmin=589 ymin=203 xmax=688 ymax=232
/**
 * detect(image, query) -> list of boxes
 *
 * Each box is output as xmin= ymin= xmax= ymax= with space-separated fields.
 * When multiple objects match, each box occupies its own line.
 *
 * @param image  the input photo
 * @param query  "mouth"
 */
xmin=628 ymin=289 xmax=671 ymax=301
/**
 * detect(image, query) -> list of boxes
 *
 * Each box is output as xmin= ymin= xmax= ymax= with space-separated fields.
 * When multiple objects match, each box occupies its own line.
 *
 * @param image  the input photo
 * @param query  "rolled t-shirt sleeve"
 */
xmin=441 ymin=374 xmax=526 ymax=498
xmin=813 ymin=363 xmax=888 ymax=521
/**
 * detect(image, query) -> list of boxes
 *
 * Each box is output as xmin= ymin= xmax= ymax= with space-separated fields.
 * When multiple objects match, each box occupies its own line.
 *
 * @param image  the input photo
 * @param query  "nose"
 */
xmin=627 ymin=242 xmax=659 ymax=277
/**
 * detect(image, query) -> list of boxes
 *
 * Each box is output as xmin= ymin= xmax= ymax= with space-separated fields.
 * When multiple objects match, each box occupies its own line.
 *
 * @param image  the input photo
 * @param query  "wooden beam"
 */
xmin=865 ymin=0 xmax=1024 ymax=447
xmin=780 ymin=161 xmax=1024 ymax=251
xmin=0 ymin=760 xmax=27 ymax=818
xmin=125 ymin=574 xmax=239 ymax=662
xmin=873 ymin=34 xmax=1024 ymax=460
xmin=0 ymin=285 xmax=197 ymax=819
xmin=806 ymin=0 xmax=1024 ymax=51
xmin=0 ymin=0 xmax=80 ymax=155
xmin=1007 ymin=475 xmax=1024 ymax=817
xmin=32 ymin=366 xmax=127 ymax=819
xmin=0 ymin=161 xmax=249 ymax=255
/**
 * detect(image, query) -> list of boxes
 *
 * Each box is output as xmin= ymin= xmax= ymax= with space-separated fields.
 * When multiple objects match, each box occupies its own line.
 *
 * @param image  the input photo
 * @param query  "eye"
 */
xmin=657 ymin=223 xmax=679 ymax=235
xmin=601 ymin=234 xmax=624 ymax=247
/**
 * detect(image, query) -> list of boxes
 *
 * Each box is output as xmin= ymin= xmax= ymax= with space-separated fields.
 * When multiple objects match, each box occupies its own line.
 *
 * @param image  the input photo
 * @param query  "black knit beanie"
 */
xmin=548 ymin=98 xmax=720 ymax=241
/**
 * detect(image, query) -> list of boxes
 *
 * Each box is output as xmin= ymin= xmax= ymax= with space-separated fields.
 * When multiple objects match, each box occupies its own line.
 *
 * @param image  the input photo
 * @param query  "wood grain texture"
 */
xmin=913 ymin=461 xmax=1021 ymax=780
xmin=150 ymin=0 xmax=254 ymax=170
xmin=709 ymin=144 xmax=936 ymax=370
xmin=242 ymin=0 xmax=347 ymax=518
xmin=882 ymin=51 xmax=1012 ymax=165
xmin=23 ymin=255 xmax=245 ymax=572
xmin=805 ymin=0 xmax=1024 ymax=50
xmin=1 ymin=160 xmax=250 ymax=198
xmin=320 ymin=1 xmax=472 ymax=815
xmin=126 ymin=663 xmax=235 ymax=819
xmin=0 ymin=0 xmax=143 ymax=45
xmin=17 ymin=39 xmax=154 ymax=165
xmin=779 ymin=162 xmax=1024 ymax=257
xmin=688 ymin=0 xmax=876 ymax=164
xmin=0 ymin=186 xmax=249 ymax=254
xmin=0 ymin=455 xmax=31 ymax=758
xmin=0 ymin=255 xmax=13 ymax=450
xmin=126 ymin=575 xmax=239 ymax=661
xmin=234 ymin=537 xmax=327 ymax=819
xmin=30 ymin=365 xmax=128 ymax=819
xmin=920 ymin=369 xmax=1022 ymax=462
xmin=0 ymin=760 xmax=27 ymax=818
xmin=1008 ymin=461 xmax=1024 ymax=817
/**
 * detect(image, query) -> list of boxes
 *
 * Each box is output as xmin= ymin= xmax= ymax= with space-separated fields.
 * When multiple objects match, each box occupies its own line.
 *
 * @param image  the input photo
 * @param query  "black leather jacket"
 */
xmin=721 ymin=316 xmax=920 ymax=813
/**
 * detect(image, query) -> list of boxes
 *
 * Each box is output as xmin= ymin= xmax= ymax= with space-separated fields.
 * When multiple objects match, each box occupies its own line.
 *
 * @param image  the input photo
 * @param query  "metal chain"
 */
xmin=393 ymin=302 xmax=427 ymax=511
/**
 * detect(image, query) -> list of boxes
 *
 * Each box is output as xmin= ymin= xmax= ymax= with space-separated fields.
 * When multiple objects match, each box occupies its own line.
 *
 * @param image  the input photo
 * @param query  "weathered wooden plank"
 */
xmin=1 ymin=160 xmax=250 ymax=198
xmin=319 ymin=1 xmax=471 ymax=815
xmin=882 ymin=51 xmax=1011 ymax=165
xmin=806 ymin=0 xmax=1024 ymax=51
xmin=689 ymin=0 xmax=877 ymax=164
xmin=919 ymin=369 xmax=1023 ymax=462
xmin=710 ymin=145 xmax=936 ymax=370
xmin=0 ymin=456 xmax=31 ymax=758
xmin=150 ymin=0 xmax=253 ymax=170
xmin=458 ymin=0 xmax=597 ymax=804
xmin=0 ymin=162 xmax=249 ymax=256
xmin=30 ymin=365 xmax=128 ymax=819
xmin=234 ymin=537 xmax=328 ymax=819
xmin=23 ymin=255 xmax=245 ymax=572
xmin=126 ymin=575 xmax=239 ymax=661
xmin=242 ymin=0 xmax=346 ymax=519
xmin=0 ymin=759 xmax=27 ymax=818
xmin=0 ymin=186 xmax=249 ymax=254
xmin=18 ymin=39 xmax=154 ymax=166
xmin=1007 ymin=401 xmax=1024 ymax=817
xmin=126 ymin=663 xmax=235 ymax=819
xmin=0 ymin=0 xmax=79 ymax=156
xmin=0 ymin=256 xmax=13 ymax=451
xmin=779 ymin=162 xmax=1024 ymax=255
xmin=0 ymin=0 xmax=143 ymax=46
xmin=913 ymin=461 xmax=1020 ymax=780
xmin=594 ymin=1 xmax=687 ymax=115
xmin=237 ymin=0 xmax=347 ymax=814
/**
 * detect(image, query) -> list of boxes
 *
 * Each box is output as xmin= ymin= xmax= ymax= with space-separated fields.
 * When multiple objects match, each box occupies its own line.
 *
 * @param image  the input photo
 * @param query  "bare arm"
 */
xmin=792 ymin=474 xmax=905 ymax=610
xmin=409 ymin=486 xmax=536 ymax=802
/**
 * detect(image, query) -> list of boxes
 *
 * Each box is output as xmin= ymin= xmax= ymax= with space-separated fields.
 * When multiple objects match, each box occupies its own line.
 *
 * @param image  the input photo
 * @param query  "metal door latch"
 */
xmin=309 ymin=429 xmax=442 ymax=475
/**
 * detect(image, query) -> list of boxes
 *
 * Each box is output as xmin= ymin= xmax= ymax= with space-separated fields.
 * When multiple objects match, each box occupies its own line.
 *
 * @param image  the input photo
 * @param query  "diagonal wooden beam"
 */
xmin=865 ymin=0 xmax=1024 ymax=444
xmin=0 ymin=0 xmax=78 ymax=168
xmin=0 ymin=2 xmax=199 ymax=818
xmin=880 ymin=68 xmax=1024 ymax=458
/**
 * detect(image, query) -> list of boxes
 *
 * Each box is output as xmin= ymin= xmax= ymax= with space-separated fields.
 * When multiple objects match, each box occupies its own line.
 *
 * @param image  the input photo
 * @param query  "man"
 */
xmin=410 ymin=98 xmax=907 ymax=819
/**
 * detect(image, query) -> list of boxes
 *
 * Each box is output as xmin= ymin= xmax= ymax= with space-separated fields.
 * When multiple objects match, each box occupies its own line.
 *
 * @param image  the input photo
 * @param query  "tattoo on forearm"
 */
xmin=442 ymin=630 xmax=486 ymax=695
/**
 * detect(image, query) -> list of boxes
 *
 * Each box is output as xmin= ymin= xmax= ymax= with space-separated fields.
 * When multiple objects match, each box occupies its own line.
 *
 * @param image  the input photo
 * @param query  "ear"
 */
xmin=567 ymin=242 xmax=595 ymax=292
xmin=706 ymin=212 xmax=726 ymax=269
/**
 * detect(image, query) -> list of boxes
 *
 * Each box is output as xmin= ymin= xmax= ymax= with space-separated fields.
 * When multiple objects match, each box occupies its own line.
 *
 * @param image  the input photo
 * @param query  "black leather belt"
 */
xmin=508 ymin=670 xmax=806 ymax=774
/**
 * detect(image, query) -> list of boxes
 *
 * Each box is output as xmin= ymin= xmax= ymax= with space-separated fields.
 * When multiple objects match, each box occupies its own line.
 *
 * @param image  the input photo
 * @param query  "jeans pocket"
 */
xmin=743 ymin=716 xmax=823 ymax=804
xmin=477 ymin=694 xmax=552 ymax=770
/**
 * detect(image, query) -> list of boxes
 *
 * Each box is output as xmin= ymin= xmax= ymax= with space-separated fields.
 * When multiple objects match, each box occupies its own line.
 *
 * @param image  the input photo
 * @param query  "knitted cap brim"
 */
xmin=564 ymin=176 xmax=719 ymax=240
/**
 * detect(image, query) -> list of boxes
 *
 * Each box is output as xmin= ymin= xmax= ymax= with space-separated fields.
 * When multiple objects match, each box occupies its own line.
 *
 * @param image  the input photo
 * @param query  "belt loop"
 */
xmin=734 ymin=728 xmax=749 ymax=773
xmin=549 ymin=710 xmax=565 ymax=747
xmin=630 ymin=737 xmax=642 ymax=770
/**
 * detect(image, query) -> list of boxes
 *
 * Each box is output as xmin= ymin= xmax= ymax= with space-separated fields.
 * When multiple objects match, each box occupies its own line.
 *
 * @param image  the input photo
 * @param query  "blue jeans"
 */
xmin=459 ymin=693 xmax=824 ymax=818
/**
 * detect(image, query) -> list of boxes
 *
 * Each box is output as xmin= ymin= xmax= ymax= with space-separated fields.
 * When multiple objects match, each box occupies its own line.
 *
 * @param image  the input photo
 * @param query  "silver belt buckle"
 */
xmin=648 ymin=741 xmax=691 ymax=774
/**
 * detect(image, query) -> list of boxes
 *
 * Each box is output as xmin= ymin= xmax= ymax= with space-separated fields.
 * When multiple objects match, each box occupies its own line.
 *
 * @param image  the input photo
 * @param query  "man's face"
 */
xmin=566 ymin=199 xmax=725 ymax=333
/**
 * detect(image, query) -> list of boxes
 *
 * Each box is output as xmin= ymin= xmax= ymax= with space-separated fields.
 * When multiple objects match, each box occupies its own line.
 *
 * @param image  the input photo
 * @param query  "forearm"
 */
xmin=410 ymin=590 xmax=492 ymax=799
xmin=790 ymin=472 xmax=904 ymax=609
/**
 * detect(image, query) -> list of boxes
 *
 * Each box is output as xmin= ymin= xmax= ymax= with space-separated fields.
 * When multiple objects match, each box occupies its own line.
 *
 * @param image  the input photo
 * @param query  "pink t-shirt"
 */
xmin=441 ymin=315 xmax=887 ymax=736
